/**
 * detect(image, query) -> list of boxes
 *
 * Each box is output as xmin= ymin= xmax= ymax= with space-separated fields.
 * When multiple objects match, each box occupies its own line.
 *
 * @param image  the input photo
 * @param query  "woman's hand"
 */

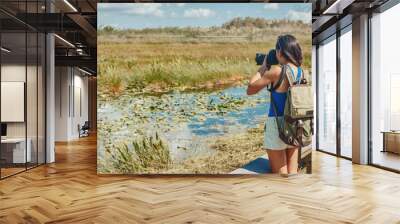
xmin=258 ymin=53 xmax=269 ymax=76
xmin=247 ymin=65 xmax=280 ymax=95
xmin=250 ymin=55 xmax=268 ymax=84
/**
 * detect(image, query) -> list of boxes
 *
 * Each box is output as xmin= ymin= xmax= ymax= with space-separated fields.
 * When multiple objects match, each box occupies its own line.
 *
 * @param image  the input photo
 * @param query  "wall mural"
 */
xmin=97 ymin=3 xmax=312 ymax=174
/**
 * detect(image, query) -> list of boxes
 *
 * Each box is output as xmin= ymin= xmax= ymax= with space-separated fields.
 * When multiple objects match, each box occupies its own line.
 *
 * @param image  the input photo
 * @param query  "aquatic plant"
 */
xmin=207 ymin=95 xmax=246 ymax=114
xmin=107 ymin=133 xmax=171 ymax=173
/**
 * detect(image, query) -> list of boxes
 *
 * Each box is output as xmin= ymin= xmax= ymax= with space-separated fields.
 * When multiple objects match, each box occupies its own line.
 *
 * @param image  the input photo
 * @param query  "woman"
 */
xmin=247 ymin=34 xmax=304 ymax=175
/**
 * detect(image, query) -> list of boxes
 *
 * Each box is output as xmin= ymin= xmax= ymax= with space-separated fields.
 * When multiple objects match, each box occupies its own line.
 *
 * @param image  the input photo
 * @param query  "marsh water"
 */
xmin=98 ymin=85 xmax=271 ymax=163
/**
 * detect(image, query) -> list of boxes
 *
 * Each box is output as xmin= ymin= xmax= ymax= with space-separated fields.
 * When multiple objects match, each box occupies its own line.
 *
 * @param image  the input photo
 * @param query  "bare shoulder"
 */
xmin=264 ymin=65 xmax=282 ymax=80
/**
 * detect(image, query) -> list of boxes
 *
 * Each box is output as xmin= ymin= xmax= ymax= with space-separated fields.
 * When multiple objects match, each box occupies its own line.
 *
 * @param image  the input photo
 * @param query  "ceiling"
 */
xmin=311 ymin=0 xmax=390 ymax=43
xmin=0 ymin=0 xmax=97 ymax=75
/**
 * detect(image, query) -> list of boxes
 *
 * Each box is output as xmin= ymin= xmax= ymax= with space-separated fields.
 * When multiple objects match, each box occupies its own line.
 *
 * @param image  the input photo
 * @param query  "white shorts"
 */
xmin=263 ymin=116 xmax=290 ymax=150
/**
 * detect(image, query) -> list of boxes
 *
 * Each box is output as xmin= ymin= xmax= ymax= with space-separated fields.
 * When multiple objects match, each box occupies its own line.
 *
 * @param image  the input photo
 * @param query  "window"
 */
xmin=370 ymin=3 xmax=400 ymax=171
xmin=339 ymin=27 xmax=352 ymax=158
xmin=317 ymin=35 xmax=337 ymax=154
xmin=390 ymin=74 xmax=400 ymax=130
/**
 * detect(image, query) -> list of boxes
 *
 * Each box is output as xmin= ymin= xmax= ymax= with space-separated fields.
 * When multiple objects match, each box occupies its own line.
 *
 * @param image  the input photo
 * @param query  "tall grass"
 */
xmin=99 ymin=57 xmax=254 ymax=94
xmin=103 ymin=133 xmax=172 ymax=173
xmin=98 ymin=21 xmax=311 ymax=97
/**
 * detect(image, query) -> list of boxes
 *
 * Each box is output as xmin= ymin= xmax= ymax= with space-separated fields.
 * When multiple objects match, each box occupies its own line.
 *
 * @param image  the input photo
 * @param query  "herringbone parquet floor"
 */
xmin=1 ymin=135 xmax=400 ymax=224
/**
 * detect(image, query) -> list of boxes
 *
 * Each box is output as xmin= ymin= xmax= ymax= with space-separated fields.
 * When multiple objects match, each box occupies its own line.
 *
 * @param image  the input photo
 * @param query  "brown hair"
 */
xmin=275 ymin=35 xmax=303 ymax=67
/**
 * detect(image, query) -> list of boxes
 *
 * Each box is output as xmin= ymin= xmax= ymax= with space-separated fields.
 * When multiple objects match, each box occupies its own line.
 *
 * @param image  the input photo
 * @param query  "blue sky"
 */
xmin=98 ymin=3 xmax=311 ymax=29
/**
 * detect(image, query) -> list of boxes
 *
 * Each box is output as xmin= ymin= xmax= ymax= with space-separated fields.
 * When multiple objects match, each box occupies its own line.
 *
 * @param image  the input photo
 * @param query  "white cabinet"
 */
xmin=1 ymin=138 xmax=32 ymax=163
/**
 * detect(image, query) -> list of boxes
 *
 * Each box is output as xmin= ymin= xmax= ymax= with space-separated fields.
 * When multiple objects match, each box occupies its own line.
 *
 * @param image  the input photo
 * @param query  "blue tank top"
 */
xmin=268 ymin=66 xmax=302 ymax=117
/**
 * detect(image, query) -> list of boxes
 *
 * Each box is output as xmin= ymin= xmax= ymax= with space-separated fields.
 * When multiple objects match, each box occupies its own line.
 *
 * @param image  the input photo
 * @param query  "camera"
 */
xmin=255 ymin=49 xmax=279 ymax=66
xmin=255 ymin=53 xmax=266 ymax=65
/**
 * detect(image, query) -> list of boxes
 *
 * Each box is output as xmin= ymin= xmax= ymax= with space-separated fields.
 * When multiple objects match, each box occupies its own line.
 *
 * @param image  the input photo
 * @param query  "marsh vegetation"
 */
xmin=97 ymin=17 xmax=311 ymax=174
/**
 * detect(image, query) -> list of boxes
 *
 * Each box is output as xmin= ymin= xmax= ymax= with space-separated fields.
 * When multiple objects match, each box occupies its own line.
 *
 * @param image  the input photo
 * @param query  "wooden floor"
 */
xmin=372 ymin=150 xmax=400 ymax=171
xmin=1 ymin=135 xmax=400 ymax=223
xmin=0 ymin=167 xmax=26 ymax=178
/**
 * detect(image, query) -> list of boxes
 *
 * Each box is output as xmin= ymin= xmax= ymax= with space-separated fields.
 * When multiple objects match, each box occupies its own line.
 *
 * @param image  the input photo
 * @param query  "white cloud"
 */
xmin=99 ymin=3 xmax=166 ymax=17
xmin=98 ymin=3 xmax=127 ymax=11
xmin=183 ymin=8 xmax=215 ymax=18
xmin=164 ymin=3 xmax=186 ymax=7
xmin=287 ymin=10 xmax=311 ymax=23
xmin=264 ymin=3 xmax=279 ymax=10
xmin=127 ymin=3 xmax=164 ymax=17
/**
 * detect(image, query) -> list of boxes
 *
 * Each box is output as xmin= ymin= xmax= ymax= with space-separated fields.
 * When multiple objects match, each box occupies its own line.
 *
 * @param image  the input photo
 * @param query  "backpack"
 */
xmin=269 ymin=64 xmax=314 ymax=148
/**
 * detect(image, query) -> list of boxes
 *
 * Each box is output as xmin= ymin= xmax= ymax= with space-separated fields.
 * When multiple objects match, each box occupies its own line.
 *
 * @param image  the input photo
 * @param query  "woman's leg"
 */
xmin=286 ymin=147 xmax=299 ymax=174
xmin=266 ymin=149 xmax=287 ymax=174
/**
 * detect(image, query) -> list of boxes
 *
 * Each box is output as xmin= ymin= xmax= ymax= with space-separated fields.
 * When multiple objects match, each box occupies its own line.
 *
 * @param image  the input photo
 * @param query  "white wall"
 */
xmin=1 ymin=64 xmax=26 ymax=81
xmin=55 ymin=67 xmax=89 ymax=141
xmin=72 ymin=73 xmax=89 ymax=138
xmin=55 ymin=67 xmax=70 ymax=141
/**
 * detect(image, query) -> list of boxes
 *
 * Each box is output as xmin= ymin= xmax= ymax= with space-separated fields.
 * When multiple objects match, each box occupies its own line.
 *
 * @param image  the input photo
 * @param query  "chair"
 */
xmin=78 ymin=121 xmax=90 ymax=138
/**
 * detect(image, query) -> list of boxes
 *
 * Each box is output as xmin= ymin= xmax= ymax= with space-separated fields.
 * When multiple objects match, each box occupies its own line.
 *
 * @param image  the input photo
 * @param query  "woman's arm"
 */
xmin=247 ymin=55 xmax=268 ymax=90
xmin=247 ymin=66 xmax=280 ymax=95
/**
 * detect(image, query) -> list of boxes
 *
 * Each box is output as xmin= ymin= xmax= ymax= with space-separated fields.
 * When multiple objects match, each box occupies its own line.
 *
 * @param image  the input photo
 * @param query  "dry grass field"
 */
xmin=98 ymin=18 xmax=311 ymax=98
